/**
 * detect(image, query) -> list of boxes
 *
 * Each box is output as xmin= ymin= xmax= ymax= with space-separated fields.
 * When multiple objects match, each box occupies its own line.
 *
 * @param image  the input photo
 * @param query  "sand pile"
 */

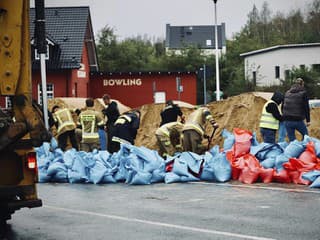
xmin=136 ymin=92 xmax=320 ymax=150
xmin=48 ymin=93 xmax=320 ymax=151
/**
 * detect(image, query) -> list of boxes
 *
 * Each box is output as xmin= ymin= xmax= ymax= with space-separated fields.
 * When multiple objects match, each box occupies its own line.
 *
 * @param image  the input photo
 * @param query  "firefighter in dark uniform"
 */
xmin=77 ymin=98 xmax=105 ymax=152
xmin=111 ymin=110 xmax=141 ymax=153
xmin=102 ymin=94 xmax=120 ymax=152
xmin=160 ymin=100 xmax=185 ymax=126
xmin=182 ymin=106 xmax=218 ymax=154
xmin=52 ymin=105 xmax=78 ymax=151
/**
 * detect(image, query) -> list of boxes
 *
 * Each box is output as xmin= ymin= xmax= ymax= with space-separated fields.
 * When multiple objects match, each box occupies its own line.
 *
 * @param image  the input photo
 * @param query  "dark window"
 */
xmin=312 ymin=64 xmax=320 ymax=73
xmin=275 ymin=66 xmax=280 ymax=78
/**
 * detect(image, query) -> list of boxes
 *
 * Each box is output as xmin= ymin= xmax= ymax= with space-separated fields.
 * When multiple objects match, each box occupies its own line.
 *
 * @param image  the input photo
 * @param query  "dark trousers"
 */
xmin=260 ymin=128 xmax=276 ymax=144
xmin=57 ymin=130 xmax=78 ymax=151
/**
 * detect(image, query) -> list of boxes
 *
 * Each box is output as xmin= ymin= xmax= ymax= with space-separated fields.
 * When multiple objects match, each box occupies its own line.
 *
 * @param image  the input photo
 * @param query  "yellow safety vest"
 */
xmin=155 ymin=122 xmax=183 ymax=137
xmin=79 ymin=110 xmax=104 ymax=142
xmin=259 ymin=100 xmax=279 ymax=130
xmin=182 ymin=107 xmax=213 ymax=135
xmin=53 ymin=108 xmax=76 ymax=135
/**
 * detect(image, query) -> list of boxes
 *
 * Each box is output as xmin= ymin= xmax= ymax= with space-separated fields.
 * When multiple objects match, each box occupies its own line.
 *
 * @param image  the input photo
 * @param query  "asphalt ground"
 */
xmin=3 ymin=181 xmax=320 ymax=240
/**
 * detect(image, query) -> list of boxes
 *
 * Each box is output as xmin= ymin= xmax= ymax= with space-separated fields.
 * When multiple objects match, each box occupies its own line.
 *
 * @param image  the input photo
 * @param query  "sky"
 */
xmin=32 ymin=0 xmax=312 ymax=41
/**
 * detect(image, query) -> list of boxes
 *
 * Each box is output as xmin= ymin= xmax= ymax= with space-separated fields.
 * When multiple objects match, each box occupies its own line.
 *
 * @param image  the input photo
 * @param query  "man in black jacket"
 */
xmin=102 ymin=94 xmax=120 ymax=152
xmin=259 ymin=91 xmax=284 ymax=143
xmin=110 ymin=110 xmax=141 ymax=153
xmin=160 ymin=100 xmax=185 ymax=126
xmin=282 ymin=78 xmax=310 ymax=141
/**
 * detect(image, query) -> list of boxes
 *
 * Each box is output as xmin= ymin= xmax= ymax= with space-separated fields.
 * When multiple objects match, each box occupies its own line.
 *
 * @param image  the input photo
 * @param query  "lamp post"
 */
xmin=200 ymin=65 xmax=207 ymax=105
xmin=213 ymin=0 xmax=220 ymax=101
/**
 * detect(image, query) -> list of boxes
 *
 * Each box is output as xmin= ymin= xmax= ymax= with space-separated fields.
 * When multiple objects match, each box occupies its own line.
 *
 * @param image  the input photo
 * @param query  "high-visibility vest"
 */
xmin=259 ymin=100 xmax=279 ymax=130
xmin=79 ymin=113 xmax=102 ymax=142
xmin=182 ymin=107 xmax=213 ymax=135
xmin=155 ymin=122 xmax=183 ymax=137
xmin=53 ymin=108 xmax=76 ymax=135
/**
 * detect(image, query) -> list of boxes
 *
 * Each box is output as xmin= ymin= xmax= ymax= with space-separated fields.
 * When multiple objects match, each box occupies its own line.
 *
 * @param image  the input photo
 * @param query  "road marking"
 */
xmin=190 ymin=182 xmax=320 ymax=194
xmin=45 ymin=205 xmax=276 ymax=240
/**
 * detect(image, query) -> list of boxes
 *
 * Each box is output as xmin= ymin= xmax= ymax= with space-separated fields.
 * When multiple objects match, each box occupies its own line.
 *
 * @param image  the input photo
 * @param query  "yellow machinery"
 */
xmin=0 ymin=0 xmax=50 ymax=230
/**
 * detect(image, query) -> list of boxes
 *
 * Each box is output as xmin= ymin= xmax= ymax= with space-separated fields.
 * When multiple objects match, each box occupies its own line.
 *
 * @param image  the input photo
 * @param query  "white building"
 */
xmin=240 ymin=43 xmax=320 ymax=87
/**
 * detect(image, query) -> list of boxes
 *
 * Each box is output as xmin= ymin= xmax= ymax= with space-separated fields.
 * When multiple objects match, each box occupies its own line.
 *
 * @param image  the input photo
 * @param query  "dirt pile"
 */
xmin=136 ymin=92 xmax=320 ymax=150
xmin=49 ymin=93 xmax=320 ymax=151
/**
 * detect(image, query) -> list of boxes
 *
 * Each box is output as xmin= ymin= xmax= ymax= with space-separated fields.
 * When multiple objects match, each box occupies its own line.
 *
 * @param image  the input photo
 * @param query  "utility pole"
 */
xmin=213 ymin=0 xmax=220 ymax=101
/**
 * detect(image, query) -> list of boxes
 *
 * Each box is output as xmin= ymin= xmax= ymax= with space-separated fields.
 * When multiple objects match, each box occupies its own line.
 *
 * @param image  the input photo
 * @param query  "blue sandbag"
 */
xmin=38 ymin=171 xmax=51 ymax=183
xmin=284 ymin=140 xmax=305 ymax=158
xmin=89 ymin=160 xmax=108 ymax=184
xmin=151 ymin=168 xmax=165 ymax=183
xmin=201 ymin=152 xmax=216 ymax=181
xmin=251 ymin=132 xmax=260 ymax=146
xmin=129 ymin=171 xmax=152 ymax=185
xmin=165 ymin=172 xmax=181 ymax=184
xmin=310 ymin=176 xmax=320 ymax=188
xmin=310 ymin=137 xmax=320 ymax=157
xmin=47 ymin=162 xmax=67 ymax=176
xmin=101 ymin=174 xmax=117 ymax=183
xmin=261 ymin=157 xmax=276 ymax=169
xmin=302 ymin=170 xmax=320 ymax=182
xmin=211 ymin=152 xmax=231 ymax=182
xmin=275 ymin=154 xmax=289 ymax=171
xmin=222 ymin=129 xmax=234 ymax=151
xmin=51 ymin=171 xmax=68 ymax=183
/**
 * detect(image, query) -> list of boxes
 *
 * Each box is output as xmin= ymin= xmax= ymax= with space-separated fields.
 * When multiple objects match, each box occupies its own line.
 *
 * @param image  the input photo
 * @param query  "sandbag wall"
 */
xmin=36 ymin=128 xmax=320 ymax=187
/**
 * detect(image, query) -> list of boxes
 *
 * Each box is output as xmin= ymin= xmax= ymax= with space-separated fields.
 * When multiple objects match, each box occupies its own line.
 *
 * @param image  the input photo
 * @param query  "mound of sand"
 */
xmin=48 ymin=93 xmax=320 ymax=152
xmin=135 ymin=92 xmax=320 ymax=150
xmin=48 ymin=98 xmax=131 ymax=114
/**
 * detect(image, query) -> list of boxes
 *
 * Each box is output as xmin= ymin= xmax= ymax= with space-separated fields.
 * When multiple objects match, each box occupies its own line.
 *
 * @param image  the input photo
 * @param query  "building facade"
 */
xmin=165 ymin=23 xmax=226 ymax=56
xmin=89 ymin=72 xmax=197 ymax=108
xmin=240 ymin=43 xmax=320 ymax=87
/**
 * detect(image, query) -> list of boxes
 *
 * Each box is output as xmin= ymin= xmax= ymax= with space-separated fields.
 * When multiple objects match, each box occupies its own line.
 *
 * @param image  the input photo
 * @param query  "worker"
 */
xmin=77 ymin=98 xmax=105 ymax=152
xmin=282 ymin=78 xmax=310 ymax=141
xmin=110 ymin=110 xmax=141 ymax=153
xmin=102 ymin=94 xmax=120 ymax=152
xmin=52 ymin=105 xmax=78 ymax=151
xmin=259 ymin=91 xmax=284 ymax=143
xmin=160 ymin=100 xmax=185 ymax=126
xmin=155 ymin=121 xmax=184 ymax=157
xmin=182 ymin=106 xmax=218 ymax=154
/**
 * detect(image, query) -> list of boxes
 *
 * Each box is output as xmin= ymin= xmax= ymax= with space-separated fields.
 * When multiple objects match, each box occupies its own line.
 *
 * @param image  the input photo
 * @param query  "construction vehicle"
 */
xmin=0 ymin=0 xmax=51 ymax=230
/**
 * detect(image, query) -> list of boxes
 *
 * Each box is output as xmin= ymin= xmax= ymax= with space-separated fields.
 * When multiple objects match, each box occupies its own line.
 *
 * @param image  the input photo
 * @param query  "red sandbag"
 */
xmin=273 ymin=169 xmax=291 ymax=183
xmin=237 ymin=154 xmax=261 ymax=184
xmin=259 ymin=168 xmax=275 ymax=183
xmin=287 ymin=158 xmax=316 ymax=172
xmin=299 ymin=142 xmax=317 ymax=164
xmin=239 ymin=166 xmax=260 ymax=184
xmin=233 ymin=128 xmax=252 ymax=158
xmin=289 ymin=171 xmax=311 ymax=185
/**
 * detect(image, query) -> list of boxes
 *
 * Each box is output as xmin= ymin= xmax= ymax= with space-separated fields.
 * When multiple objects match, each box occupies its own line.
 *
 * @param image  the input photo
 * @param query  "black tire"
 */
xmin=0 ymin=217 xmax=7 ymax=238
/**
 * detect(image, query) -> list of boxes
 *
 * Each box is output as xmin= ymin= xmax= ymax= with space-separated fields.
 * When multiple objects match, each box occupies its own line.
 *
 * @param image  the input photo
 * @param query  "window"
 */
xmin=5 ymin=96 xmax=12 ymax=109
xmin=275 ymin=66 xmax=280 ymax=78
xmin=38 ymin=83 xmax=54 ymax=105
xmin=312 ymin=64 xmax=320 ymax=73
xmin=35 ymin=45 xmax=50 ymax=60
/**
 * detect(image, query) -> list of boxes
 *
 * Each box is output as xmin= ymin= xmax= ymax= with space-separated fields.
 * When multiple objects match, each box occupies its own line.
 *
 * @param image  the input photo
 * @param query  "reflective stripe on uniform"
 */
xmin=112 ymin=136 xmax=131 ymax=145
xmin=183 ymin=123 xmax=204 ymax=136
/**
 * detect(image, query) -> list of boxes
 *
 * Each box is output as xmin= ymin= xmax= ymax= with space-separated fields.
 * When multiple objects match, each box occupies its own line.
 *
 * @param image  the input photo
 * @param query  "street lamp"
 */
xmin=200 ymin=64 xmax=207 ymax=105
xmin=213 ymin=0 xmax=220 ymax=101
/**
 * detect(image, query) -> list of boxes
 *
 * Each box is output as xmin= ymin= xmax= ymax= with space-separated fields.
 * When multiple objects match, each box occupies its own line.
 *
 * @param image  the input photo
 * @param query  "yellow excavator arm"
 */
xmin=0 ymin=0 xmax=50 ymax=149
